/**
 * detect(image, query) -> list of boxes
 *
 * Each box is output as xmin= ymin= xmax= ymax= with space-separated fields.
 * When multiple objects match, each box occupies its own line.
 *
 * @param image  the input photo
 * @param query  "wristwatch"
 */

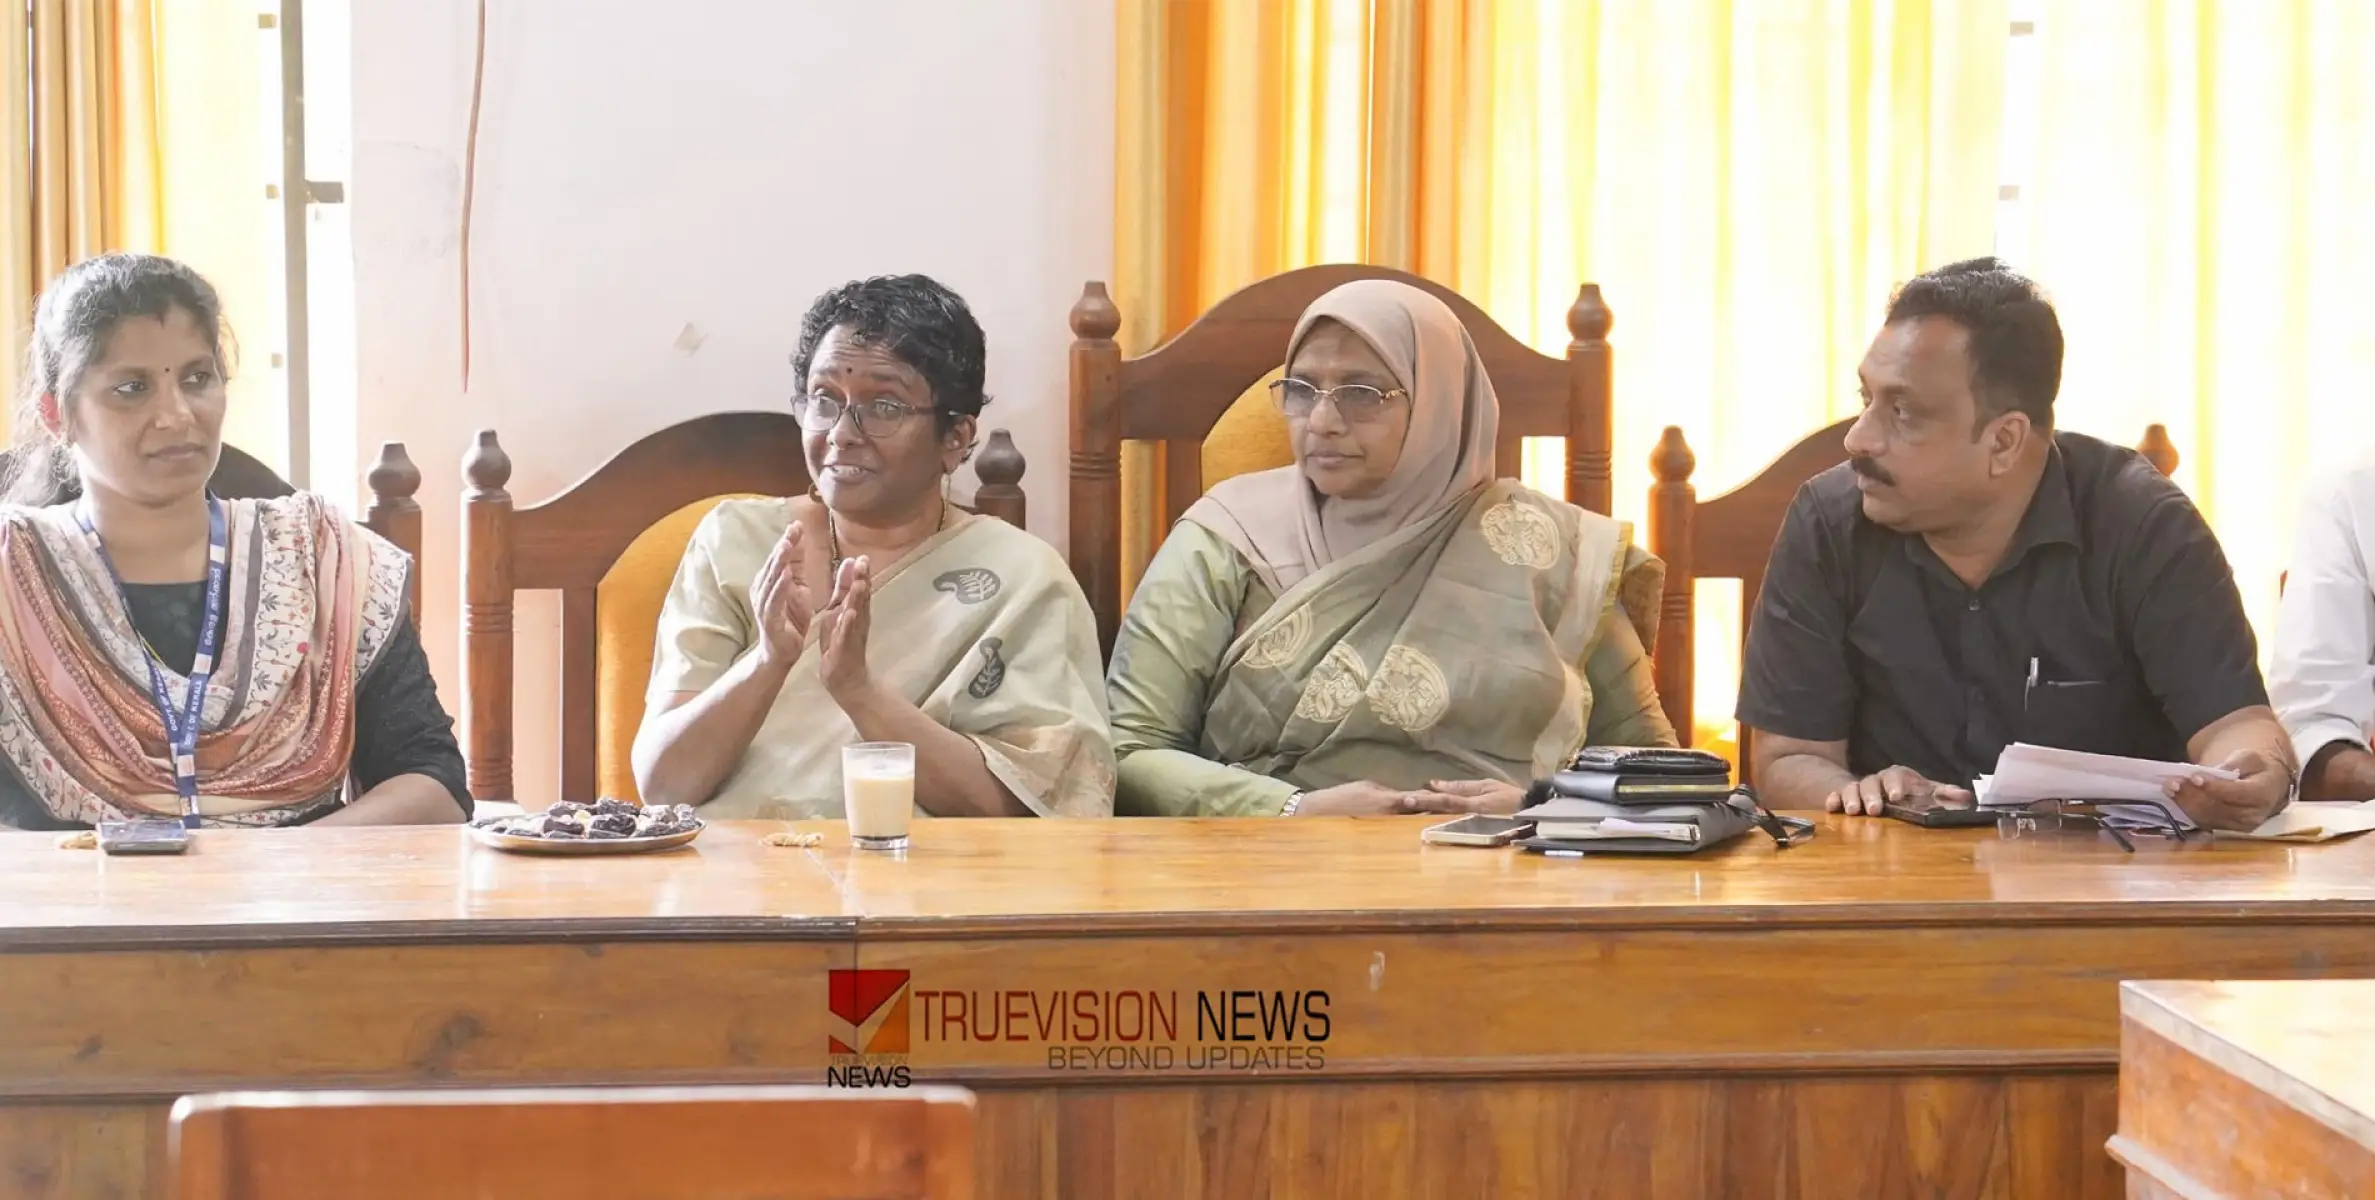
xmin=1279 ymin=790 xmax=1305 ymax=817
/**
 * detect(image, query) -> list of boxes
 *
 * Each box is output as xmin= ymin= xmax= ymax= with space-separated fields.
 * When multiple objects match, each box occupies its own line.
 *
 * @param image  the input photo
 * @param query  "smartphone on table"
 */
xmin=1881 ymin=794 xmax=1999 ymax=828
xmin=96 ymin=819 xmax=192 ymax=855
xmin=1420 ymin=815 xmax=1535 ymax=846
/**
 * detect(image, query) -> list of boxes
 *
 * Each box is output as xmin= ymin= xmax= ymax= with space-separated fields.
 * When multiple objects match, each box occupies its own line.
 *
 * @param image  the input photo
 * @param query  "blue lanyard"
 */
xmin=75 ymin=494 xmax=229 ymax=829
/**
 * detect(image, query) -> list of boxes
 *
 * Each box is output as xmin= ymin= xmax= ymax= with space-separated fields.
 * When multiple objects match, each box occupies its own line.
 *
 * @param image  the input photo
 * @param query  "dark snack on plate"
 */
xmin=479 ymin=798 xmax=702 ymax=844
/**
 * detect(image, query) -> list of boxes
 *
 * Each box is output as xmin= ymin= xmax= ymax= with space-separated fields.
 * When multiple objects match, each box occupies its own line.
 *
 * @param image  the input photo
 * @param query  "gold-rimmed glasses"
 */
xmin=1267 ymin=378 xmax=1409 ymax=423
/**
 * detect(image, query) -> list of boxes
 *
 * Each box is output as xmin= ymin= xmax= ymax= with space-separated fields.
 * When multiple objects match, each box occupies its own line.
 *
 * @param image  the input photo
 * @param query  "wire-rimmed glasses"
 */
xmin=792 ymin=393 xmax=934 ymax=438
xmin=1267 ymin=378 xmax=1409 ymax=423
xmin=1994 ymin=799 xmax=2200 ymax=853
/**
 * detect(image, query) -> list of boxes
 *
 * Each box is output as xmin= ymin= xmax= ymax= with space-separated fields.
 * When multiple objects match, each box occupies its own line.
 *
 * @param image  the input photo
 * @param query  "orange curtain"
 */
xmin=1115 ymin=0 xmax=2007 ymax=748
xmin=2 ymin=0 xmax=166 ymax=433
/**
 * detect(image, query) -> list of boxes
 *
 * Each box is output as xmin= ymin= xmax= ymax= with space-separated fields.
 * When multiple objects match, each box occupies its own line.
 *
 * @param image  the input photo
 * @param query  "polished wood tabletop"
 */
xmin=2114 ymin=980 xmax=2375 ymax=1198
xmin=4 ymin=815 xmax=2372 ymax=947
xmin=2126 ymin=980 xmax=2375 ymax=1142
xmin=806 ymin=812 xmax=2375 ymax=931
xmin=7 ymin=816 xmax=2375 ymax=1200
xmin=0 ymin=821 xmax=852 ymax=947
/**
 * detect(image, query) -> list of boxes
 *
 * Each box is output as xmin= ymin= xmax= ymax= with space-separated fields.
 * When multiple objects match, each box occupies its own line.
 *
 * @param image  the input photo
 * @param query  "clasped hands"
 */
xmin=751 ymin=523 xmax=876 ymax=704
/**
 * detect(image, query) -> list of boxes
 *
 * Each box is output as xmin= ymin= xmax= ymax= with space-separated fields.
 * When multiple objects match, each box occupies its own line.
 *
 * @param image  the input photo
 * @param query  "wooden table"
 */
xmin=2110 ymin=980 xmax=2375 ymax=1198
xmin=4 ymin=816 xmax=2374 ymax=1199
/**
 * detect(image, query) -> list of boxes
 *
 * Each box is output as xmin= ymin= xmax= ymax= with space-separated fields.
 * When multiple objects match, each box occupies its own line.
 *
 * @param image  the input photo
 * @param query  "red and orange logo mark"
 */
xmin=828 ymin=969 xmax=911 ymax=1055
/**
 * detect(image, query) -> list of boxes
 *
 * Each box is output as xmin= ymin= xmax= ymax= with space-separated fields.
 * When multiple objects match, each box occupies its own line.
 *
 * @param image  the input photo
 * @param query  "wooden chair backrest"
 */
xmin=1648 ymin=420 xmax=2184 ymax=778
xmin=1068 ymin=263 xmax=1616 ymax=648
xmin=0 ymin=441 xmax=426 ymax=625
xmin=461 ymin=411 xmax=1027 ymax=805
xmin=169 ymin=1084 xmax=977 ymax=1199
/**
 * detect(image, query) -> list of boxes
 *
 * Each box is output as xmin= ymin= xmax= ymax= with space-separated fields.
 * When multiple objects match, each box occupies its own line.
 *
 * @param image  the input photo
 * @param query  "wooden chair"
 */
xmin=1 ymin=441 xmax=427 ymax=625
xmin=1648 ymin=420 xmax=2184 ymax=777
xmin=1068 ymin=264 xmax=1618 ymax=649
xmin=169 ymin=1084 xmax=977 ymax=1200
xmin=461 ymin=411 xmax=1027 ymax=805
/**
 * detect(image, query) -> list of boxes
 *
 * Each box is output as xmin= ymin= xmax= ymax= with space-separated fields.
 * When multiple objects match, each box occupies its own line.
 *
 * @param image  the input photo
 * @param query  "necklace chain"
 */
xmin=827 ymin=500 xmax=949 ymax=576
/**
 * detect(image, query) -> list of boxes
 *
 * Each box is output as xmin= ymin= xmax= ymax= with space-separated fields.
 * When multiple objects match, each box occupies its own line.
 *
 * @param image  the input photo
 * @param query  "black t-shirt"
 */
xmin=1736 ymin=430 xmax=2267 ymax=785
xmin=0 ymin=585 xmax=471 ymax=830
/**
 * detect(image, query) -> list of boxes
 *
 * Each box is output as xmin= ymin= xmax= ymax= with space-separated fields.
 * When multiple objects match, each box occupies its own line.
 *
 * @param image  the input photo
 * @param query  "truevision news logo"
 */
xmin=826 ymin=969 xmax=913 ymax=1088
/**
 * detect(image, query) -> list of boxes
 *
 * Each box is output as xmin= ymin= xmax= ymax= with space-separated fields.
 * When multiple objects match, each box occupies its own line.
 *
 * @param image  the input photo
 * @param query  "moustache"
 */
xmin=1849 ymin=456 xmax=1896 ymax=487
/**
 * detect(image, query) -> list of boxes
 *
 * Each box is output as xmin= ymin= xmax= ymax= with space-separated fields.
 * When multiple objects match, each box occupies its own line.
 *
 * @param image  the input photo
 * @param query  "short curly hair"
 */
xmin=790 ymin=274 xmax=990 ymax=437
xmin=1885 ymin=257 xmax=2063 ymax=431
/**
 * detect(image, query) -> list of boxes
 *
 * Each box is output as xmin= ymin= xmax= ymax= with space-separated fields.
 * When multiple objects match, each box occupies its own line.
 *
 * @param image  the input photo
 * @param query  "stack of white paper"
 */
xmin=1973 ymin=743 xmax=2237 ymax=831
xmin=1538 ymin=817 xmax=1701 ymax=843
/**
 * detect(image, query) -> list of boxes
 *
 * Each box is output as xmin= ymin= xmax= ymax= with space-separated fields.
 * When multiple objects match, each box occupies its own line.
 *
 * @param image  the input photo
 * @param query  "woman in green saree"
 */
xmin=1108 ymin=280 xmax=1676 ymax=817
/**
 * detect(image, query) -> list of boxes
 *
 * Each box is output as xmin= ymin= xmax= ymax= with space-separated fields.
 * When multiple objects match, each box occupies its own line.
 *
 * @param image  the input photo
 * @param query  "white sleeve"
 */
xmin=2269 ymin=463 xmax=2375 ymax=767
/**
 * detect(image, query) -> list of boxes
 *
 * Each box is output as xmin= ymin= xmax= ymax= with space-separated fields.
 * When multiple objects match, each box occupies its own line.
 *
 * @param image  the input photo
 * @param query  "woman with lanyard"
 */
xmin=0 ymin=254 xmax=469 ymax=830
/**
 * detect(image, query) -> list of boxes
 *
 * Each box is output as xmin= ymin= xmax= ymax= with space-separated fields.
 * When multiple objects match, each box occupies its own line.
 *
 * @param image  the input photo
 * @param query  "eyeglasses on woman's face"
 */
xmin=792 ymin=392 xmax=936 ymax=439
xmin=1268 ymin=378 xmax=1408 ymax=424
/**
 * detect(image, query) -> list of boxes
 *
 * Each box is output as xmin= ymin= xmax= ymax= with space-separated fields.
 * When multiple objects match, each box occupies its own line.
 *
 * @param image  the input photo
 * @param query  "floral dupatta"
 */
xmin=1193 ymin=480 xmax=1657 ymax=790
xmin=0 ymin=493 xmax=409 ymax=826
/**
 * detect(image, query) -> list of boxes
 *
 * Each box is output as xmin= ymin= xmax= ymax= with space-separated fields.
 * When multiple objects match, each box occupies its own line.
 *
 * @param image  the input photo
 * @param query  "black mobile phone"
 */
xmin=1881 ymin=798 xmax=1999 ymax=828
xmin=97 ymin=819 xmax=191 ymax=855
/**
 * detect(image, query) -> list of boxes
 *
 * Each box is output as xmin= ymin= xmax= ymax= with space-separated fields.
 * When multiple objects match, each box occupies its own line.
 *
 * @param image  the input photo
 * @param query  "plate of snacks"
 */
xmin=469 ymin=798 xmax=705 ymax=855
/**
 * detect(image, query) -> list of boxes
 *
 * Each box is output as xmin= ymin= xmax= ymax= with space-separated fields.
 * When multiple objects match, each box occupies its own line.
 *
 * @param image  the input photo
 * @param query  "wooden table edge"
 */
xmin=0 ymin=1047 xmax=2117 ymax=1103
xmin=2103 ymin=1133 xmax=2225 ymax=1200
xmin=846 ymin=902 xmax=2375 ymax=940
xmin=2121 ymin=980 xmax=2375 ymax=1152
xmin=9 ymin=903 xmax=2374 ymax=950
xmin=0 ymin=915 xmax=860 ymax=952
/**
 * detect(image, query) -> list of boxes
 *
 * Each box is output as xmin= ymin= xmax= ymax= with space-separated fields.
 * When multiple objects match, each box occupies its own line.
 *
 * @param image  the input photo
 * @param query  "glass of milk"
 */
xmin=843 ymin=742 xmax=916 ymax=851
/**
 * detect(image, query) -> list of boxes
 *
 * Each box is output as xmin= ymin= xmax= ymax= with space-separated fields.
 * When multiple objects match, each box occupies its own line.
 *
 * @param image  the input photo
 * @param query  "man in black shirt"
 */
xmin=1736 ymin=258 xmax=2293 ymax=832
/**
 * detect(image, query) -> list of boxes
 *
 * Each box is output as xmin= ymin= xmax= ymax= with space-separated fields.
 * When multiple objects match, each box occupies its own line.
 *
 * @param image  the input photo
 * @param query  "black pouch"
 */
xmin=1515 ymin=784 xmax=1815 ymax=856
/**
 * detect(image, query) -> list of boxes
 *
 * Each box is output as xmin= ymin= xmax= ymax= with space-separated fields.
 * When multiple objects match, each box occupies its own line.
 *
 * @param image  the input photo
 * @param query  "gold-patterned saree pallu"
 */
xmin=653 ymin=504 xmax=1115 ymax=819
xmin=1195 ymin=479 xmax=1658 ymax=790
xmin=0 ymin=494 xmax=410 ymax=826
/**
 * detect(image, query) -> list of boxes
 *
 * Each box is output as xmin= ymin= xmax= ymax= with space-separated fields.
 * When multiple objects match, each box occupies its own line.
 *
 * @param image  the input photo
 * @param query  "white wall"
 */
xmin=352 ymin=0 xmax=1115 ymax=806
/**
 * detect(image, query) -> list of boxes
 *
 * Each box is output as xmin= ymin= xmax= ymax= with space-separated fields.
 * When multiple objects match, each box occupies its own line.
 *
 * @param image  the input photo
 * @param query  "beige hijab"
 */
xmin=1185 ymin=280 xmax=1499 ymax=594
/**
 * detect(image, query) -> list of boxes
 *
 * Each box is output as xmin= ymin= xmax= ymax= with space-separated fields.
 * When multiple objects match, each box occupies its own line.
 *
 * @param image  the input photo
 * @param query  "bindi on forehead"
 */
xmin=810 ymin=351 xmax=921 ymax=392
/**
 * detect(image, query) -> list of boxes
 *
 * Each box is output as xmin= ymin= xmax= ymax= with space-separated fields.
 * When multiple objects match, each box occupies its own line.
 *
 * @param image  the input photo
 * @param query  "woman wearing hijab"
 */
xmin=1107 ymin=280 xmax=1675 ymax=817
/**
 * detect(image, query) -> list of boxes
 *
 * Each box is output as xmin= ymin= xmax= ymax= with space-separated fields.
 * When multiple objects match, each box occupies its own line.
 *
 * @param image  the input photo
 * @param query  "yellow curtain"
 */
xmin=1113 ymin=0 xmax=1392 ymax=590
xmin=2019 ymin=0 xmax=2375 ymax=671
xmin=3 ymin=0 xmax=272 ymax=464
xmin=1116 ymin=0 xmax=2007 ymax=747
xmin=2 ymin=0 xmax=164 ymax=432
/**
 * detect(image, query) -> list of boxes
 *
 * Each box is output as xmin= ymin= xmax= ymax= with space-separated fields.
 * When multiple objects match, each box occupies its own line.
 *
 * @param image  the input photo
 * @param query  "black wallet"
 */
xmin=1565 ymin=746 xmax=1731 ymax=777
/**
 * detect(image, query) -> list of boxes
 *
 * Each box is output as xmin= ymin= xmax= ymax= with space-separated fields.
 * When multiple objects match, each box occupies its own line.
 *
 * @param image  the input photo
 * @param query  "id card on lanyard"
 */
xmin=76 ymin=493 xmax=229 ymax=830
